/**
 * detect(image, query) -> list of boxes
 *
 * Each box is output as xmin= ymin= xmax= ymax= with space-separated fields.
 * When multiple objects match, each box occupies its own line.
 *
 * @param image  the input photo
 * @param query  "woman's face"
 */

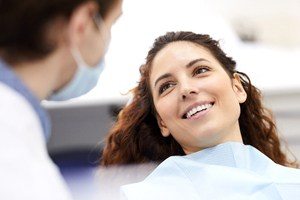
xmin=150 ymin=41 xmax=247 ymax=154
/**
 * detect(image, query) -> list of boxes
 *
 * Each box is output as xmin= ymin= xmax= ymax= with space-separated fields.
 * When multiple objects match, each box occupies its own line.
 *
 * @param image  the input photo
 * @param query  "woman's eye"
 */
xmin=193 ymin=66 xmax=209 ymax=75
xmin=159 ymin=82 xmax=175 ymax=95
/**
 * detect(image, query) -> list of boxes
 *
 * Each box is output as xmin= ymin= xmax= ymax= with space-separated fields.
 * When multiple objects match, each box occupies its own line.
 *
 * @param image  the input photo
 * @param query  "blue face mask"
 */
xmin=49 ymin=14 xmax=109 ymax=101
xmin=48 ymin=48 xmax=105 ymax=101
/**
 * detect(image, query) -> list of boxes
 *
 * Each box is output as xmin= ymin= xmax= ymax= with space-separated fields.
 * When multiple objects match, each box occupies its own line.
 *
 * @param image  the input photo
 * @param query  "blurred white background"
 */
xmin=77 ymin=0 xmax=300 ymax=158
xmin=45 ymin=0 xmax=300 ymax=157
xmin=85 ymin=0 xmax=300 ymax=101
xmin=44 ymin=1 xmax=300 ymax=199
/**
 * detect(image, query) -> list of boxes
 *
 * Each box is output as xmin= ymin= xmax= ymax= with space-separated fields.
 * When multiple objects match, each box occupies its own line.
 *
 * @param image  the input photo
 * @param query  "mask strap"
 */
xmin=93 ymin=13 xmax=110 ymax=51
xmin=70 ymin=48 xmax=86 ymax=69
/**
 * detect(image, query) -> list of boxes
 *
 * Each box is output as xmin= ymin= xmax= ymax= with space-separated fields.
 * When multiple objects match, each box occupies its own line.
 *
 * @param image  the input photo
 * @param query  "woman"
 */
xmin=0 ymin=0 xmax=122 ymax=199
xmin=101 ymin=31 xmax=300 ymax=199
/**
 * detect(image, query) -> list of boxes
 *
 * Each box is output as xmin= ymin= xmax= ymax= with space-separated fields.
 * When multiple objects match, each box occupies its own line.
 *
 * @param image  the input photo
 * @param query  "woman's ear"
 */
xmin=156 ymin=115 xmax=171 ymax=137
xmin=232 ymin=73 xmax=247 ymax=103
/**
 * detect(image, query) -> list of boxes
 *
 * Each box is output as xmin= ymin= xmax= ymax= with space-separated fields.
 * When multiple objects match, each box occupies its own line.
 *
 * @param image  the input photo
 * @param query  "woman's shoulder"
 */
xmin=143 ymin=142 xmax=300 ymax=184
xmin=121 ymin=143 xmax=300 ymax=199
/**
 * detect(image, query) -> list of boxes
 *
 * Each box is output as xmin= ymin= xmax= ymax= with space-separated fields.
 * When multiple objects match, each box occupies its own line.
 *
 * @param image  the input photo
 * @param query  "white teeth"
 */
xmin=201 ymin=105 xmax=205 ymax=111
xmin=186 ymin=103 xmax=213 ymax=119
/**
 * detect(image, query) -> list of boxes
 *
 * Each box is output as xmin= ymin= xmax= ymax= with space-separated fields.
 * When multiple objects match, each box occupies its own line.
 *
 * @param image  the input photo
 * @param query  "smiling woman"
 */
xmin=101 ymin=31 xmax=300 ymax=199
xmin=150 ymin=41 xmax=247 ymax=154
xmin=102 ymin=31 xmax=295 ymax=166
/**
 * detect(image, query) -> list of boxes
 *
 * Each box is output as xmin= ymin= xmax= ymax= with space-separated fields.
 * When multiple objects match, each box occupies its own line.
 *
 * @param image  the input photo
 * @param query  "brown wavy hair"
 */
xmin=102 ymin=31 xmax=298 ymax=167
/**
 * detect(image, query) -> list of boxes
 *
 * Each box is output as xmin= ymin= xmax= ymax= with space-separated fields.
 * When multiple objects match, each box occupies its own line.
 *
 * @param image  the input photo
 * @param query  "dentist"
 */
xmin=0 ymin=0 xmax=122 ymax=199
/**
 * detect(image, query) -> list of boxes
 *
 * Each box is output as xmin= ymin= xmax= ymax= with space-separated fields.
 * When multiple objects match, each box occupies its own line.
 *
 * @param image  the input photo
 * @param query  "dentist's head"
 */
xmin=0 ymin=0 xmax=123 ymax=100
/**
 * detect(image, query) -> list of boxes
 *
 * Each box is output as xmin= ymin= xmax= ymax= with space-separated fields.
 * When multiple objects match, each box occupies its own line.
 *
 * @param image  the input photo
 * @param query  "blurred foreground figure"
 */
xmin=0 ymin=0 xmax=122 ymax=199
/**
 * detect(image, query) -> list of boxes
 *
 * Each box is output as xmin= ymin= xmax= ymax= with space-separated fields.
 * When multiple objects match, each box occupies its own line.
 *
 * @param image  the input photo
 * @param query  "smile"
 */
xmin=182 ymin=102 xmax=214 ymax=119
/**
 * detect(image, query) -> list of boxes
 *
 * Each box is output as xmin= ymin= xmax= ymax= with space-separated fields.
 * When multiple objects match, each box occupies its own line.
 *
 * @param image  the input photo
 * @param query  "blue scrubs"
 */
xmin=0 ymin=59 xmax=50 ymax=140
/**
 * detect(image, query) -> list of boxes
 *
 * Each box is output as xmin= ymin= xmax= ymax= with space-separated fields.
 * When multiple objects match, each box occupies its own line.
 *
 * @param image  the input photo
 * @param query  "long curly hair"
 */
xmin=101 ymin=31 xmax=298 ymax=167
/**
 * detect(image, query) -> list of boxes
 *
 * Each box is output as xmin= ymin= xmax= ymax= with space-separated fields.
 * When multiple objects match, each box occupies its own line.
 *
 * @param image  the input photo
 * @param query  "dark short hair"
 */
xmin=0 ymin=0 xmax=119 ymax=64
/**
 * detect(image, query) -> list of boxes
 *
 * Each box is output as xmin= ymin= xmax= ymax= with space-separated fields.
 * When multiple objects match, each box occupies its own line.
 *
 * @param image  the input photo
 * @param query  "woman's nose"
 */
xmin=180 ymin=84 xmax=198 ymax=101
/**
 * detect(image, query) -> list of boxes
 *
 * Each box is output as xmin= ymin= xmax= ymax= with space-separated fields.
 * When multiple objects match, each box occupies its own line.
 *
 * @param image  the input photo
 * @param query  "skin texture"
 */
xmin=150 ymin=41 xmax=247 ymax=154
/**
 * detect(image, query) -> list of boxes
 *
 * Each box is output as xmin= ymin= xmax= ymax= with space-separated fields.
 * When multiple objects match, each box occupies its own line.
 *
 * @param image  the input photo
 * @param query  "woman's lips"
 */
xmin=182 ymin=102 xmax=214 ymax=119
xmin=187 ymin=104 xmax=212 ymax=120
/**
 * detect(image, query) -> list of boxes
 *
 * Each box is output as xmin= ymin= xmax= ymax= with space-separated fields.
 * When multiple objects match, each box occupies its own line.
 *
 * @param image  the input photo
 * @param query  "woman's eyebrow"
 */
xmin=186 ymin=58 xmax=210 ymax=68
xmin=154 ymin=58 xmax=210 ymax=88
xmin=154 ymin=73 xmax=172 ymax=88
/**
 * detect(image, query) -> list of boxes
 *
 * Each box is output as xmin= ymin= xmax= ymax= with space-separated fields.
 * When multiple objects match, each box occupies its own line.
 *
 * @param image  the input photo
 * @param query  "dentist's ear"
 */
xmin=67 ymin=1 xmax=99 ymax=47
xmin=232 ymin=73 xmax=247 ymax=103
xmin=156 ymin=115 xmax=171 ymax=137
